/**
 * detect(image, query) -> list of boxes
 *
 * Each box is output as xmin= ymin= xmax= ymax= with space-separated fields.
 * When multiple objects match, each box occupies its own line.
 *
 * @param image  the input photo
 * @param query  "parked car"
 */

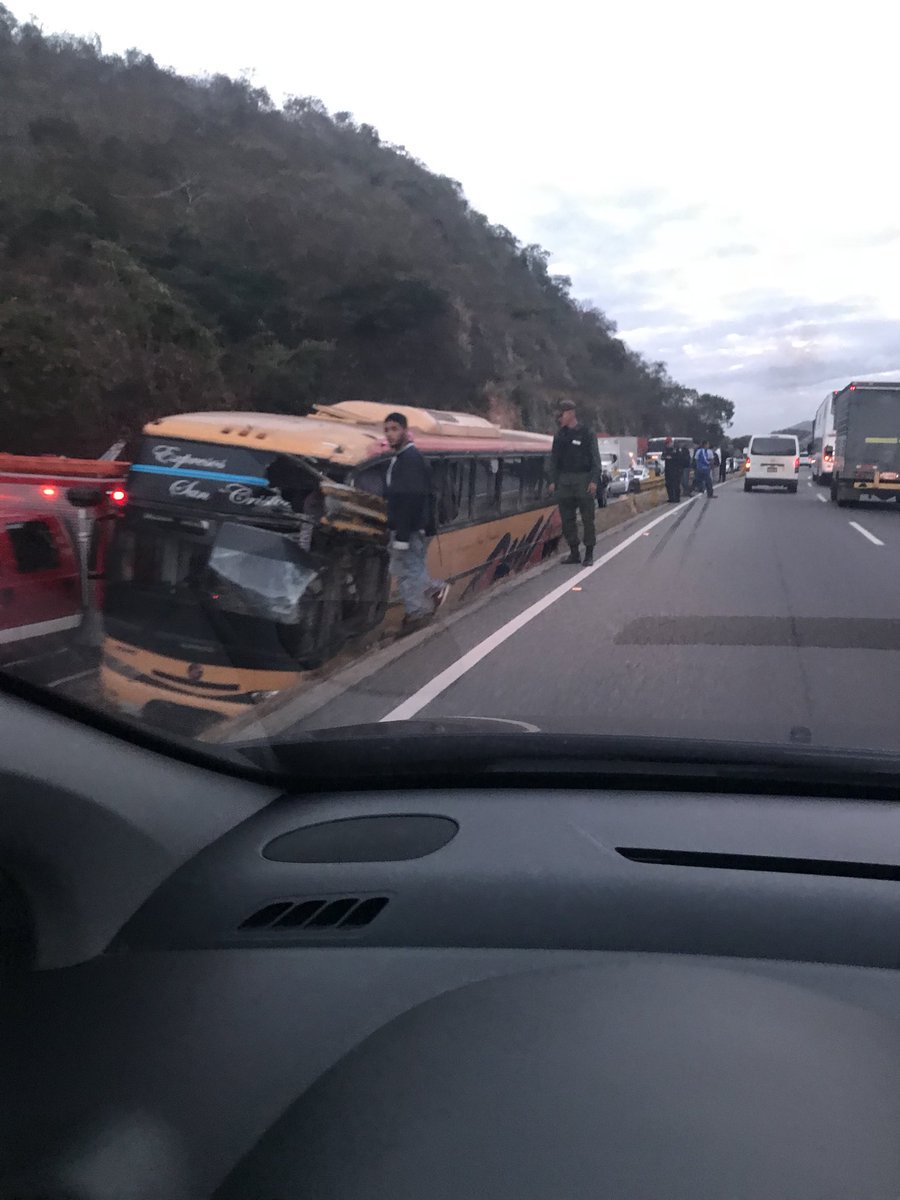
xmin=628 ymin=466 xmax=654 ymax=493
xmin=607 ymin=469 xmax=631 ymax=496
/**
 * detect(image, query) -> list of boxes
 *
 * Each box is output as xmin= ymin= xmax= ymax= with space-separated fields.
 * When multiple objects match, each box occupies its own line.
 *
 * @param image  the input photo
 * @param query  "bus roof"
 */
xmin=143 ymin=404 xmax=552 ymax=465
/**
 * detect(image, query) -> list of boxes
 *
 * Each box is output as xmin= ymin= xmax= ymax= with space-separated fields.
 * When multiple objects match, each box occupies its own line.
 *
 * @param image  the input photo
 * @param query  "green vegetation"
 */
xmin=0 ymin=8 xmax=733 ymax=455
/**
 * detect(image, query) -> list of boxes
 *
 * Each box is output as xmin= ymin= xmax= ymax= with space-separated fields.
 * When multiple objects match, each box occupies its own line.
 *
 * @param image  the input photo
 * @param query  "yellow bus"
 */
xmin=100 ymin=402 xmax=560 ymax=728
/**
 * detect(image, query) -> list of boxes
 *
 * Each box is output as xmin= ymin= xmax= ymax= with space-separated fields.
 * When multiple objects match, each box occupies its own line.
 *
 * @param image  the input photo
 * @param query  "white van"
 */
xmin=743 ymin=434 xmax=800 ymax=493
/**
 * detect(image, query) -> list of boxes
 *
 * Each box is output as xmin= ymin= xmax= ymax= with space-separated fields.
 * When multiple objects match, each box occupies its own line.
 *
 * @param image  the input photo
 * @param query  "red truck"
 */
xmin=0 ymin=454 xmax=128 ymax=662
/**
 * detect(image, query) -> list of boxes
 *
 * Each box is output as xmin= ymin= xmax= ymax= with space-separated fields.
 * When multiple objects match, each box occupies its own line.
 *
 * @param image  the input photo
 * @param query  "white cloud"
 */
xmin=24 ymin=0 xmax=900 ymax=432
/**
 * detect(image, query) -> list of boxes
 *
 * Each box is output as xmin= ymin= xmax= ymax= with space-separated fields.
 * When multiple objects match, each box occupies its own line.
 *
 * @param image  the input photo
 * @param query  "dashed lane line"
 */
xmin=849 ymin=521 xmax=884 ymax=547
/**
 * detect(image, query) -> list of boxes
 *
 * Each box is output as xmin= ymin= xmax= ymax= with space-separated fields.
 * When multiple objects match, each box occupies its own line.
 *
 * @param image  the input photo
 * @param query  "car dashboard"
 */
xmin=2 ymin=687 xmax=900 ymax=1198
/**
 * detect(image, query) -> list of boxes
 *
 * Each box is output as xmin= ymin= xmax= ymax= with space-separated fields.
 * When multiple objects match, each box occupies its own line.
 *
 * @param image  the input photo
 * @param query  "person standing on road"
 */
xmin=383 ymin=412 xmax=448 ymax=633
xmin=548 ymin=399 xmax=600 ymax=566
xmin=718 ymin=448 xmax=728 ymax=483
xmin=679 ymin=443 xmax=692 ymax=497
xmin=662 ymin=436 xmax=681 ymax=503
xmin=693 ymin=441 xmax=717 ymax=499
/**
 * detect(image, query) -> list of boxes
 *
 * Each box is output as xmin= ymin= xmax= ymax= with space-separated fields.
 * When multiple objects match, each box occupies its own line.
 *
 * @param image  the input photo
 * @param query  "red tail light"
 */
xmin=39 ymin=485 xmax=57 ymax=498
xmin=794 ymin=457 xmax=800 ymax=469
xmin=109 ymin=488 xmax=127 ymax=506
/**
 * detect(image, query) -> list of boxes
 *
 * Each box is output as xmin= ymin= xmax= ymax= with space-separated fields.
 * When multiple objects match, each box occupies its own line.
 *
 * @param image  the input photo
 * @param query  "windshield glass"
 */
xmin=207 ymin=527 xmax=319 ymax=623
xmin=3 ymin=2 xmax=900 ymax=771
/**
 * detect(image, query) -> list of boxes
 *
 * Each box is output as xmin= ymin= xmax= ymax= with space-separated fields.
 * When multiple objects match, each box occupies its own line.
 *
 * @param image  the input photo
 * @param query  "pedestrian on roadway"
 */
xmin=661 ymin=436 xmax=681 ymax=503
xmin=548 ymin=399 xmax=601 ymax=566
xmin=693 ymin=441 xmax=717 ymax=498
xmin=718 ymin=449 xmax=728 ymax=483
xmin=679 ymin=444 xmax=692 ymax=497
xmin=383 ymin=412 xmax=448 ymax=633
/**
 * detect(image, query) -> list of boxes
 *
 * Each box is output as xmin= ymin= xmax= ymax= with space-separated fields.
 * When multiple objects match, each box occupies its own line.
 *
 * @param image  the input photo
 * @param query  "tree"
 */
xmin=0 ymin=7 xmax=733 ymax=453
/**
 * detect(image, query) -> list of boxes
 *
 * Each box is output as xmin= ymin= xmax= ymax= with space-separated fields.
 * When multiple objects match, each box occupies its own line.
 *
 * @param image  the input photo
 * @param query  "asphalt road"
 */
xmin=294 ymin=470 xmax=900 ymax=755
xmin=0 ymin=641 xmax=98 ymax=695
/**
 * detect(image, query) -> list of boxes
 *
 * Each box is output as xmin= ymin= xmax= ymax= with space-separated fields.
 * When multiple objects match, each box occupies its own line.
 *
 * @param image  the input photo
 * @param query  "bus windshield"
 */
xmin=207 ymin=524 xmax=319 ymax=624
xmin=108 ymin=518 xmax=321 ymax=623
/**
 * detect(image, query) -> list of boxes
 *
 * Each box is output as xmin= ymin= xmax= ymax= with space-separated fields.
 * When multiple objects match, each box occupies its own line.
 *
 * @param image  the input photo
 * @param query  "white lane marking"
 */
xmin=1 ymin=646 xmax=67 ymax=668
xmin=47 ymin=668 xmax=95 ymax=689
xmin=817 ymin=494 xmax=827 ymax=503
xmin=381 ymin=492 xmax=703 ymax=722
xmin=849 ymin=521 xmax=884 ymax=546
xmin=0 ymin=614 xmax=80 ymax=646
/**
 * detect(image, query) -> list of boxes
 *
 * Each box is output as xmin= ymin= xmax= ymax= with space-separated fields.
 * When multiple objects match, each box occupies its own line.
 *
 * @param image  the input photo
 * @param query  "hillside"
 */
xmin=0 ymin=8 xmax=733 ymax=455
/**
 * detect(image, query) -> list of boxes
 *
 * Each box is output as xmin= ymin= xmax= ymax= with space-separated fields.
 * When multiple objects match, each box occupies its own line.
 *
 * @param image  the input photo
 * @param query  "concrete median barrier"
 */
xmin=596 ymin=478 xmax=667 ymax=534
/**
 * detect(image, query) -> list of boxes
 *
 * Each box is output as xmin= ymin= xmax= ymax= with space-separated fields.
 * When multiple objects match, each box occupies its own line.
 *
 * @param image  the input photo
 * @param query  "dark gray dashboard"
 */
xmin=4 ymin=689 xmax=900 ymax=1198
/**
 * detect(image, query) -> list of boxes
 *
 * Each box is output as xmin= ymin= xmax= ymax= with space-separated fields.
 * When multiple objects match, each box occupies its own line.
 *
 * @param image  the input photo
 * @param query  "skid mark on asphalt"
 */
xmin=648 ymin=501 xmax=697 ymax=560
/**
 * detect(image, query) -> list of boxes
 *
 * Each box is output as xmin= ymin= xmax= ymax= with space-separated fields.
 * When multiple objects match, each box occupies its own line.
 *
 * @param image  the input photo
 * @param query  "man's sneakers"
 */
xmin=398 ymin=584 xmax=449 ymax=638
xmin=561 ymin=551 xmax=581 ymax=565
xmin=429 ymin=582 xmax=450 ymax=611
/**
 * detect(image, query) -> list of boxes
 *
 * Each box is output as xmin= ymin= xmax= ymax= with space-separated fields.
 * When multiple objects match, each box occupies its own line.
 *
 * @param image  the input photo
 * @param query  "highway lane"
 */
xmin=808 ymin=473 xmax=900 ymax=551
xmin=296 ymin=469 xmax=900 ymax=755
xmin=0 ymin=641 xmax=98 ymax=693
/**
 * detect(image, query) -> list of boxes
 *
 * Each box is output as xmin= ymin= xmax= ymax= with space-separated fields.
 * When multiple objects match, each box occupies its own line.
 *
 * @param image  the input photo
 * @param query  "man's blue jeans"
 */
xmin=390 ymin=531 xmax=443 ymax=618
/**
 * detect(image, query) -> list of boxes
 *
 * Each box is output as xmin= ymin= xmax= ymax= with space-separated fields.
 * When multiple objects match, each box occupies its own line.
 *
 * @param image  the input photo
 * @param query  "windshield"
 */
xmin=3 ymin=3 xmax=900 ymax=772
xmin=207 ymin=525 xmax=319 ymax=623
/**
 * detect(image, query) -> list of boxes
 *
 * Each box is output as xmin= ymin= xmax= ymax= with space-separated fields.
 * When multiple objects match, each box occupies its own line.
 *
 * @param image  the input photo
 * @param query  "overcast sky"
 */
xmin=26 ymin=0 xmax=900 ymax=433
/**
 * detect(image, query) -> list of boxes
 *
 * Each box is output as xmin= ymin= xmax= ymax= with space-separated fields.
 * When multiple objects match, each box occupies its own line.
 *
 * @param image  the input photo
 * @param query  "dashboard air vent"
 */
xmin=238 ymin=896 xmax=389 ymax=932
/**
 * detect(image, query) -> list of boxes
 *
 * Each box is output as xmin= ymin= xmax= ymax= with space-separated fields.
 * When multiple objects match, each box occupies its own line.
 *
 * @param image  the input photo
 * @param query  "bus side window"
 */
xmin=522 ymin=457 xmax=547 ymax=504
xmin=433 ymin=459 xmax=467 ymax=527
xmin=499 ymin=458 xmax=524 ymax=514
xmin=472 ymin=457 xmax=500 ymax=519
